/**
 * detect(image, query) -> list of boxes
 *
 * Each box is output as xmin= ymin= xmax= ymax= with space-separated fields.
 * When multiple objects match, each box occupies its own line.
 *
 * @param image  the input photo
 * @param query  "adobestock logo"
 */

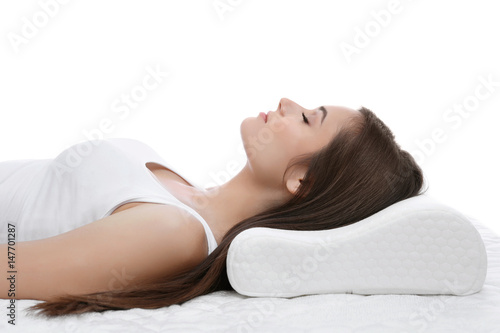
xmin=410 ymin=73 xmax=498 ymax=166
xmin=212 ymin=0 xmax=244 ymax=21
xmin=382 ymin=73 xmax=498 ymax=193
xmin=199 ymin=116 xmax=290 ymax=189
xmin=7 ymin=0 xmax=71 ymax=54
xmin=281 ymin=236 xmax=338 ymax=292
xmin=179 ymin=115 xmax=293 ymax=221
xmin=239 ymin=116 xmax=292 ymax=162
xmin=339 ymin=0 xmax=409 ymax=64
xmin=236 ymin=297 xmax=280 ymax=333
xmin=409 ymin=277 xmax=464 ymax=332
xmin=53 ymin=64 xmax=168 ymax=179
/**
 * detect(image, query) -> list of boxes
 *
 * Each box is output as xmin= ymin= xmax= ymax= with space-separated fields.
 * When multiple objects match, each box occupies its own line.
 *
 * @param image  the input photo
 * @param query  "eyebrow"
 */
xmin=318 ymin=106 xmax=327 ymax=125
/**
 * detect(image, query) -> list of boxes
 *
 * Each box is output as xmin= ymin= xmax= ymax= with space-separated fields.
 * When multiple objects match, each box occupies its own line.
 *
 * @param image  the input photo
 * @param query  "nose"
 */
xmin=278 ymin=97 xmax=306 ymax=116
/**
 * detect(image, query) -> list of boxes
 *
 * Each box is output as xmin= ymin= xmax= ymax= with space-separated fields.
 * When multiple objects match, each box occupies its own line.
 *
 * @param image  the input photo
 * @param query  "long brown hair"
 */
xmin=28 ymin=106 xmax=425 ymax=316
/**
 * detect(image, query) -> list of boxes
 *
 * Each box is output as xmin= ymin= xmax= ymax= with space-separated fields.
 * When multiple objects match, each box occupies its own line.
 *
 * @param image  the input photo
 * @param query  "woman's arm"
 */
xmin=1 ymin=203 xmax=208 ymax=301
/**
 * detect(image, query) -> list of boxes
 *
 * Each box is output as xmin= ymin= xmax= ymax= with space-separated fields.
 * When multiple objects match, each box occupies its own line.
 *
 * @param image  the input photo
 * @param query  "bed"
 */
xmin=2 ymin=215 xmax=499 ymax=333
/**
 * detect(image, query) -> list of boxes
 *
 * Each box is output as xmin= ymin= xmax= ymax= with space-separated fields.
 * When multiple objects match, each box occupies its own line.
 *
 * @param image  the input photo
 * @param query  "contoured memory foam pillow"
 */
xmin=226 ymin=195 xmax=487 ymax=297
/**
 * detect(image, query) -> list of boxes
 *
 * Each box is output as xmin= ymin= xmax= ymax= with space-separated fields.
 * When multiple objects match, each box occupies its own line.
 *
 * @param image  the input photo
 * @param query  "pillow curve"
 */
xmin=226 ymin=195 xmax=487 ymax=297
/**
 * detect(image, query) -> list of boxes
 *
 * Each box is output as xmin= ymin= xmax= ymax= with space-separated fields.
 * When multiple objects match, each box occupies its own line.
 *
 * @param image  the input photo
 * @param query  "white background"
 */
xmin=1 ymin=0 xmax=499 ymax=234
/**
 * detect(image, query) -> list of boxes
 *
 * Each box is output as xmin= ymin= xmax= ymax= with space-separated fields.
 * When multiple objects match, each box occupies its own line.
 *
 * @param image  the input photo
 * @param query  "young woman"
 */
xmin=0 ymin=98 xmax=424 ymax=316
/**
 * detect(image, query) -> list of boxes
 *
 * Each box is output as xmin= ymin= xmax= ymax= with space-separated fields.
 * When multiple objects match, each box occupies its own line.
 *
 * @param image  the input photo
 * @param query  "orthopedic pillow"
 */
xmin=226 ymin=195 xmax=487 ymax=297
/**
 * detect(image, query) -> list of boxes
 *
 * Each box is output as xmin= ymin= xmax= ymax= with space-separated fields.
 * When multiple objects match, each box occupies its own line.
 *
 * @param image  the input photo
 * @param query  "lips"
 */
xmin=259 ymin=112 xmax=267 ymax=123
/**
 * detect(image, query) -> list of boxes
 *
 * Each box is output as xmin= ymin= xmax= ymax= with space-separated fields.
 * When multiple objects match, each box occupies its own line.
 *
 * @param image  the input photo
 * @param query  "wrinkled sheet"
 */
xmin=2 ymin=216 xmax=499 ymax=333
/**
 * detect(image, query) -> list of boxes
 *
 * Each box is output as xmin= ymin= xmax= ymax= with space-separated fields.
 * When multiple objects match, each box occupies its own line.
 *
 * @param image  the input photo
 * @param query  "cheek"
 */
xmin=256 ymin=126 xmax=301 ymax=172
xmin=241 ymin=117 xmax=304 ymax=164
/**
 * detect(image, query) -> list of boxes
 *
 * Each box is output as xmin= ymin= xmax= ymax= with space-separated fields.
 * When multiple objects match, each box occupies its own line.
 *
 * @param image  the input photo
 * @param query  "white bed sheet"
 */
xmin=2 ymin=216 xmax=499 ymax=333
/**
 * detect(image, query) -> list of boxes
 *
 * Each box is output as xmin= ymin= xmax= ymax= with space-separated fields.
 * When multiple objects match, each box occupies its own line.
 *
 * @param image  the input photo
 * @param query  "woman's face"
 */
xmin=240 ymin=98 xmax=360 ymax=190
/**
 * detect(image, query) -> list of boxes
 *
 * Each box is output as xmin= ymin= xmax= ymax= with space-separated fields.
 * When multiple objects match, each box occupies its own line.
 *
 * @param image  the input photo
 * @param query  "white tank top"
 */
xmin=0 ymin=138 xmax=218 ymax=255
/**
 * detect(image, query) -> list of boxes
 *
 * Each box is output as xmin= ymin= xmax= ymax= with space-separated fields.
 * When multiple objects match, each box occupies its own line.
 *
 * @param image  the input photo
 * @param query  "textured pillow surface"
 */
xmin=226 ymin=195 xmax=487 ymax=297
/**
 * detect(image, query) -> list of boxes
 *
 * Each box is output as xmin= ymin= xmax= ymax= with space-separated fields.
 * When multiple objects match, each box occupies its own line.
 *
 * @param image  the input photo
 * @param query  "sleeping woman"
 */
xmin=0 ymin=98 xmax=424 ymax=316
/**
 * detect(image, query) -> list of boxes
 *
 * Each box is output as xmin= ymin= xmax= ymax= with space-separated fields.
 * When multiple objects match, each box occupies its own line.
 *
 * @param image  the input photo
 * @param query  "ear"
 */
xmin=285 ymin=166 xmax=308 ymax=195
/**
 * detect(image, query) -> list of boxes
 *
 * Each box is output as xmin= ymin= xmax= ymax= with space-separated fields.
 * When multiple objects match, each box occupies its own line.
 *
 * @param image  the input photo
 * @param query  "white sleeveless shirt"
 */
xmin=0 ymin=138 xmax=218 ymax=255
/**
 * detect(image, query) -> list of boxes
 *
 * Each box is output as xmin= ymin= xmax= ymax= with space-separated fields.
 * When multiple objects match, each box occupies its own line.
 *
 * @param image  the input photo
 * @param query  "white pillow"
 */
xmin=226 ymin=195 xmax=487 ymax=297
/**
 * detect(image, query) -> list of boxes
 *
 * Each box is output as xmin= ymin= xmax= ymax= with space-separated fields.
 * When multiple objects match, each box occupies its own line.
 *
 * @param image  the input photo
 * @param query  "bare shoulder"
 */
xmin=134 ymin=203 xmax=210 ymax=262
xmin=90 ymin=203 xmax=209 ymax=267
xmin=88 ymin=202 xmax=210 ymax=280
xmin=2 ymin=203 xmax=208 ymax=301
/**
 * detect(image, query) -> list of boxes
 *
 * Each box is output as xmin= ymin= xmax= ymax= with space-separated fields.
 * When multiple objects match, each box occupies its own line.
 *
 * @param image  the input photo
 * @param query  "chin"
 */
xmin=240 ymin=116 xmax=259 ymax=141
xmin=239 ymin=116 xmax=263 ymax=160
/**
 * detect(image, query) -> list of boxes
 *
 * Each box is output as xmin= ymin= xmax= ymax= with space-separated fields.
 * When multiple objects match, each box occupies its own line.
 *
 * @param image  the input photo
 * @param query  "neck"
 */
xmin=180 ymin=162 xmax=291 ymax=244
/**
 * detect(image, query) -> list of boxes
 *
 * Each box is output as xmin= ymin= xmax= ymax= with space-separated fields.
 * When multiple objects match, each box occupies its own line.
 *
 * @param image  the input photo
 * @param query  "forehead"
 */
xmin=315 ymin=105 xmax=360 ymax=137
xmin=321 ymin=105 xmax=360 ymax=123
xmin=322 ymin=105 xmax=359 ymax=115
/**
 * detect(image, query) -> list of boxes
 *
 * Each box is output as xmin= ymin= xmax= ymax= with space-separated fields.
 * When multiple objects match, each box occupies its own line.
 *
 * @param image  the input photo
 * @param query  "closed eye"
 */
xmin=302 ymin=112 xmax=309 ymax=125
